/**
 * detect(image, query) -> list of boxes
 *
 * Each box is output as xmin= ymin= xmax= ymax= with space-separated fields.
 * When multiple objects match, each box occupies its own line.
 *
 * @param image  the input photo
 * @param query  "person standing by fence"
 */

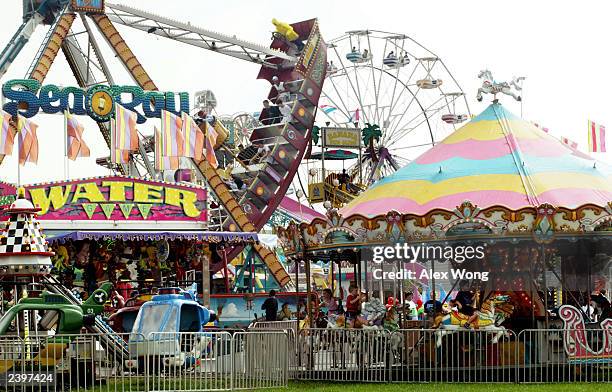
xmin=262 ymin=290 xmax=279 ymax=321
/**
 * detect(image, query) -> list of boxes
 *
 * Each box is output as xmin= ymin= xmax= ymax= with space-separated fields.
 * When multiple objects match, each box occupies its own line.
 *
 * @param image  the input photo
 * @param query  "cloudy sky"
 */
xmin=0 ymin=0 xmax=610 ymax=183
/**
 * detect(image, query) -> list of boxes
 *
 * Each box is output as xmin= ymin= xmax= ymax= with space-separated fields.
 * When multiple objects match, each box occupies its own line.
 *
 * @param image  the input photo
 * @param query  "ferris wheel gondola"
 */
xmin=382 ymin=51 xmax=410 ymax=69
xmin=346 ymin=49 xmax=373 ymax=64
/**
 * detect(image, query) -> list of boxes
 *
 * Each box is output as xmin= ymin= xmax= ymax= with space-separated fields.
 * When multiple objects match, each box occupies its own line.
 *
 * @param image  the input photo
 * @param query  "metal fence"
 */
xmin=291 ymin=328 xmax=612 ymax=383
xmin=250 ymin=320 xmax=298 ymax=367
xmin=1 ymin=328 xmax=610 ymax=390
xmin=0 ymin=331 xmax=288 ymax=392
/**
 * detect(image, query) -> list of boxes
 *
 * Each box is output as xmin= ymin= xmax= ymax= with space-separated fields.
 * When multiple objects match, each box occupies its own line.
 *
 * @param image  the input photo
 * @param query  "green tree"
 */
xmin=361 ymin=123 xmax=381 ymax=159
xmin=312 ymin=125 xmax=320 ymax=145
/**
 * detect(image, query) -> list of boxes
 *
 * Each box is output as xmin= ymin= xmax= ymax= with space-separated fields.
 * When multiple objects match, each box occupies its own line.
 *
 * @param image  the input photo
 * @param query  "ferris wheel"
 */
xmin=232 ymin=113 xmax=262 ymax=148
xmin=317 ymin=30 xmax=470 ymax=183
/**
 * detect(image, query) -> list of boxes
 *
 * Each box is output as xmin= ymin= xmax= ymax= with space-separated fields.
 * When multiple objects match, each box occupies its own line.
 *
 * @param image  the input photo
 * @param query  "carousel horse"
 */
xmin=476 ymin=69 xmax=525 ymax=102
xmin=432 ymin=295 xmax=514 ymax=348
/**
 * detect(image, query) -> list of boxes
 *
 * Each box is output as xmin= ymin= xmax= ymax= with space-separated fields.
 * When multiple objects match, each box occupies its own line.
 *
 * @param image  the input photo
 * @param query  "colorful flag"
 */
xmin=0 ymin=110 xmax=15 ymax=155
xmin=320 ymin=105 xmax=337 ymax=114
xmin=561 ymin=136 xmax=578 ymax=150
xmin=204 ymin=122 xmax=219 ymax=169
xmin=588 ymin=120 xmax=606 ymax=152
xmin=110 ymin=118 xmax=130 ymax=164
xmin=532 ymin=122 xmax=549 ymax=133
xmin=112 ymin=104 xmax=138 ymax=152
xmin=65 ymin=111 xmax=90 ymax=160
xmin=154 ymin=126 xmax=179 ymax=170
xmin=181 ymin=112 xmax=204 ymax=160
xmin=349 ymin=108 xmax=360 ymax=123
xmin=17 ymin=115 xmax=39 ymax=165
xmin=161 ymin=110 xmax=184 ymax=157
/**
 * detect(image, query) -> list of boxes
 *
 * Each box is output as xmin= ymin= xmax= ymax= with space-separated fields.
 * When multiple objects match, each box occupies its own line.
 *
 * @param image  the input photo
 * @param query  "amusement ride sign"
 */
xmin=323 ymin=127 xmax=361 ymax=148
xmin=0 ymin=176 xmax=207 ymax=223
xmin=1 ymin=79 xmax=190 ymax=124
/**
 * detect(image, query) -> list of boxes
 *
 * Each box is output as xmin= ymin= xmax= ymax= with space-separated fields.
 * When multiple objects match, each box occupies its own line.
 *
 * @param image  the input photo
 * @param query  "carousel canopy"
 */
xmin=341 ymin=103 xmax=612 ymax=217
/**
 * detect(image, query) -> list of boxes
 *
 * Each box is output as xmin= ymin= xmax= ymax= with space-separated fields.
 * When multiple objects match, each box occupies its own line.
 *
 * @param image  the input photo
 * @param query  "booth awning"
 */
xmin=46 ymin=230 xmax=259 ymax=243
xmin=307 ymin=149 xmax=358 ymax=160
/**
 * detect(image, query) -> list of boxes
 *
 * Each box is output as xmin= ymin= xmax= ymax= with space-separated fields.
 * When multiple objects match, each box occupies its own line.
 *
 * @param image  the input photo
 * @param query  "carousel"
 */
xmin=278 ymin=84 xmax=612 ymax=350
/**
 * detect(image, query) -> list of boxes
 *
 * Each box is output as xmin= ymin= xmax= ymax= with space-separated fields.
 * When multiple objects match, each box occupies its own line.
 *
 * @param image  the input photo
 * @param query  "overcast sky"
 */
xmin=0 ymin=0 xmax=610 ymax=184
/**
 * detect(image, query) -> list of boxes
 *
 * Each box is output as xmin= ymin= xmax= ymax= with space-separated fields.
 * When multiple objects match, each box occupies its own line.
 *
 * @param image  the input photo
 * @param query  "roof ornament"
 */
xmin=476 ymin=70 xmax=525 ymax=102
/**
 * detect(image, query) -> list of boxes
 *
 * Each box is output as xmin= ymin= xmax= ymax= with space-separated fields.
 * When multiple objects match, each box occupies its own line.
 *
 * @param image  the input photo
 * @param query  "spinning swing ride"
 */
xmin=0 ymin=0 xmax=328 ymax=289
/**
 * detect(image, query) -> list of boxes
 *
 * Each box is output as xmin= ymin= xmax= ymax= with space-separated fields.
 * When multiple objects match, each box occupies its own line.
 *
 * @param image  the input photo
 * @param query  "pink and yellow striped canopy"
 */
xmin=341 ymin=103 xmax=612 ymax=217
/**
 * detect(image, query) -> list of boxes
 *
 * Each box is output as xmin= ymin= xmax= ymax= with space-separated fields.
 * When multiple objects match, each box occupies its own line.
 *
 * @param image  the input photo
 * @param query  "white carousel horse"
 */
xmin=432 ymin=295 xmax=514 ymax=348
xmin=476 ymin=69 xmax=525 ymax=102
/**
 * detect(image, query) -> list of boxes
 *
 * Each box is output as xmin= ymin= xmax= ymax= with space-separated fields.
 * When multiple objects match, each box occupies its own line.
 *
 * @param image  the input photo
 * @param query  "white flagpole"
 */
xmin=16 ymin=117 xmax=21 ymax=187
xmin=64 ymin=111 xmax=69 ymax=180
xmin=109 ymin=118 xmax=114 ymax=176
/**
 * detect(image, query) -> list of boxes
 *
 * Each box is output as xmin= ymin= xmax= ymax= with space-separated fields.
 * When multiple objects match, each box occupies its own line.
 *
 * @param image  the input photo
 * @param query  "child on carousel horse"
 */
xmin=452 ymin=281 xmax=480 ymax=328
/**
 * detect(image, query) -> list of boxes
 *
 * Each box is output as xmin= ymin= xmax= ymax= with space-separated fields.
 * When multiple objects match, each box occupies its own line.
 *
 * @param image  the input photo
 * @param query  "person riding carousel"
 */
xmin=386 ymin=51 xmax=396 ymax=59
xmin=359 ymin=291 xmax=386 ymax=327
xmin=452 ymin=281 xmax=480 ymax=328
xmin=320 ymin=288 xmax=338 ymax=316
xmin=345 ymin=284 xmax=364 ymax=327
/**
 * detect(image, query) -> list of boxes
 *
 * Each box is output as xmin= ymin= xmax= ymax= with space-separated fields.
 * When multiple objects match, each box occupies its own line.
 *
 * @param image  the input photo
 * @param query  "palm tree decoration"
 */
xmin=361 ymin=122 xmax=382 ymax=161
xmin=312 ymin=125 xmax=320 ymax=145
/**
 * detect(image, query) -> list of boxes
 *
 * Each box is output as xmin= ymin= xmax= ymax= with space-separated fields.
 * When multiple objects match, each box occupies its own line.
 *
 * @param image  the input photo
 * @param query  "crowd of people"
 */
xmin=257 ymin=283 xmax=436 ymax=331
xmin=256 ymin=280 xmax=531 ymax=328
xmin=256 ymin=279 xmax=612 ymax=331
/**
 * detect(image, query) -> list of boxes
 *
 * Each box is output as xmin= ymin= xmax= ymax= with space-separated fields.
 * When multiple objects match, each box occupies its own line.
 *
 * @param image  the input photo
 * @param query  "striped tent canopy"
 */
xmin=341 ymin=103 xmax=612 ymax=217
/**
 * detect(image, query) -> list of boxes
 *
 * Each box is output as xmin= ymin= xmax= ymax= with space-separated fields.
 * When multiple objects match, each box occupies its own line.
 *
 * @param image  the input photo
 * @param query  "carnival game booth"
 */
xmin=0 ymin=175 xmax=258 ymax=304
xmin=278 ymin=103 xmax=612 ymax=367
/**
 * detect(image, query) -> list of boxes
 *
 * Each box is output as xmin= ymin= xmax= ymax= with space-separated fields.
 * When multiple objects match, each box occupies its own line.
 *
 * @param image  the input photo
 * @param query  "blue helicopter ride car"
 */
xmin=126 ymin=284 xmax=217 ymax=369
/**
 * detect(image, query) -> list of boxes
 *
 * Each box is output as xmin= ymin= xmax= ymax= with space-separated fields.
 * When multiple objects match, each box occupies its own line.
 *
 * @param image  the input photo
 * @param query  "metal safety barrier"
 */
xmin=233 ymin=331 xmax=288 ymax=390
xmin=293 ymin=328 xmax=389 ymax=382
xmin=0 ymin=333 xmax=144 ymax=392
xmin=0 ymin=330 xmax=288 ymax=392
xmin=250 ymin=320 xmax=298 ymax=366
xmin=290 ymin=328 xmax=612 ymax=383
xmin=516 ymin=329 xmax=612 ymax=383
xmin=1 ymin=328 xmax=610 ymax=389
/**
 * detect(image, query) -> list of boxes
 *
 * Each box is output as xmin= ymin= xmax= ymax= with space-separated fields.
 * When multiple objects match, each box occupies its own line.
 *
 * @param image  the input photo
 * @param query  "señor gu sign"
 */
xmin=2 ymin=79 xmax=190 ymax=124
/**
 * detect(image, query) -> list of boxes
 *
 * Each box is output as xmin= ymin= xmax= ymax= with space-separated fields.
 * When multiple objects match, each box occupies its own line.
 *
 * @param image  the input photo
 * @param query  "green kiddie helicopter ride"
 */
xmin=0 ymin=189 xmax=119 ymax=385
xmin=0 ymin=283 xmax=114 ymax=385
xmin=0 ymin=283 xmax=112 ymax=337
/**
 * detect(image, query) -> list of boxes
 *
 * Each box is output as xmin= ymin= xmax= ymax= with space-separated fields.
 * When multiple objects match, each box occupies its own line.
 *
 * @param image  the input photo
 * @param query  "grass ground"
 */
xmin=83 ymin=378 xmax=611 ymax=391
xmin=272 ymin=381 xmax=611 ymax=392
